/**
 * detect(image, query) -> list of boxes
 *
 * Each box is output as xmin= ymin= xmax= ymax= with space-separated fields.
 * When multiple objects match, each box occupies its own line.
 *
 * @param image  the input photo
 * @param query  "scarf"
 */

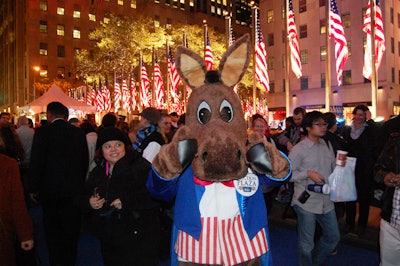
xmin=133 ymin=124 xmax=156 ymax=152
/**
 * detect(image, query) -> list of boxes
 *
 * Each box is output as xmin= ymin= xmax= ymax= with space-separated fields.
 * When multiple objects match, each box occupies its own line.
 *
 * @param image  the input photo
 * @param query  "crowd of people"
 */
xmin=0 ymin=102 xmax=399 ymax=265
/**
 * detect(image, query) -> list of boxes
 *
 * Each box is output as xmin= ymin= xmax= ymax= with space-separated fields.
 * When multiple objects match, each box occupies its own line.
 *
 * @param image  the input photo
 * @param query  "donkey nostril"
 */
xmin=202 ymin=152 xmax=208 ymax=162
xmin=238 ymin=150 xmax=242 ymax=160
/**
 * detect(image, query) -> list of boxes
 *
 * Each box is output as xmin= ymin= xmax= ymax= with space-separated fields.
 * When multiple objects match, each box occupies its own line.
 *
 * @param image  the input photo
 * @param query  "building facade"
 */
xmin=0 ymin=0 xmax=398 ymax=121
xmin=260 ymin=0 xmax=400 ymax=122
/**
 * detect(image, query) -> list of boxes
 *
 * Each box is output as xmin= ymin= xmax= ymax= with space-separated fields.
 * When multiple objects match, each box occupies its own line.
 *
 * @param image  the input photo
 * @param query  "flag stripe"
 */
xmin=287 ymin=0 xmax=302 ymax=78
xmin=255 ymin=9 xmax=270 ymax=92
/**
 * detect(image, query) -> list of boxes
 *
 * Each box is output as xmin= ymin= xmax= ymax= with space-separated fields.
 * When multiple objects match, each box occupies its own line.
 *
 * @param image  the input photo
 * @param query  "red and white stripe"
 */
xmin=130 ymin=76 xmax=137 ymax=111
xmin=153 ymin=59 xmax=165 ymax=109
xmin=113 ymin=79 xmax=121 ymax=111
xmin=362 ymin=0 xmax=386 ymax=80
xmin=204 ymin=27 xmax=214 ymax=71
xmin=121 ymin=78 xmax=131 ymax=113
xmin=102 ymin=84 xmax=111 ymax=112
xmin=140 ymin=61 xmax=151 ymax=108
xmin=287 ymin=0 xmax=302 ymax=79
xmin=254 ymin=9 xmax=270 ymax=92
xmin=329 ymin=0 xmax=349 ymax=86
xmin=176 ymin=215 xmax=268 ymax=265
xmin=168 ymin=49 xmax=180 ymax=103
xmin=96 ymin=86 xmax=104 ymax=112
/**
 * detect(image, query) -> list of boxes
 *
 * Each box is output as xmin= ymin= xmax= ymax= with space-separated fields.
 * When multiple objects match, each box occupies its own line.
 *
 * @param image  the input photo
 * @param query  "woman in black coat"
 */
xmin=79 ymin=127 xmax=160 ymax=266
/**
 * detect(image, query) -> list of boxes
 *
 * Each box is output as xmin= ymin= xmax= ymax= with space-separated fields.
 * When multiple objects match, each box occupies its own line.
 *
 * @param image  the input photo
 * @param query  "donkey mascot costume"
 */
xmin=147 ymin=34 xmax=292 ymax=266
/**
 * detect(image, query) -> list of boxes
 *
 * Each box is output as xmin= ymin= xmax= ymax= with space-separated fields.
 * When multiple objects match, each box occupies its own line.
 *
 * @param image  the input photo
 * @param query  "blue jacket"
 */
xmin=147 ymin=156 xmax=292 ymax=266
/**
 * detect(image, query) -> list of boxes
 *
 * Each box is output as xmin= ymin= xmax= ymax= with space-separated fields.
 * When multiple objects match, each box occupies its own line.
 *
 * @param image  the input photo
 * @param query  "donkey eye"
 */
xmin=197 ymin=101 xmax=211 ymax=124
xmin=219 ymin=100 xmax=233 ymax=122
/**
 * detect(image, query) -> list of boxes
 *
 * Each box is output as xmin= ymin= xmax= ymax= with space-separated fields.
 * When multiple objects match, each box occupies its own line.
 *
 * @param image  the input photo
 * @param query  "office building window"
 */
xmin=347 ymin=41 xmax=351 ymax=56
xmin=40 ymin=65 xmax=48 ymax=78
xmin=57 ymin=25 xmax=65 ymax=36
xmin=391 ymin=38 xmax=395 ymax=53
xmin=392 ymin=67 xmax=395 ymax=83
xmin=320 ymin=19 xmax=326 ymax=34
xmin=118 ymin=0 xmax=124 ymax=5
xmin=39 ymin=21 xmax=48 ymax=33
xmin=73 ymin=28 xmax=81 ymax=39
xmin=281 ymin=5 xmax=285 ymax=19
xmin=269 ymin=81 xmax=275 ymax=93
xmin=398 ymin=13 xmax=400 ymax=28
xmin=319 ymin=0 xmax=325 ymax=7
xmin=320 ymin=46 xmax=326 ymax=61
xmin=267 ymin=33 xmax=274 ymax=46
xmin=104 ymin=12 xmax=110 ymax=24
xmin=343 ymin=70 xmax=351 ymax=85
xmin=267 ymin=10 xmax=274 ymax=23
xmin=342 ymin=13 xmax=350 ymax=28
xmin=398 ymin=41 xmax=400 ymax=56
xmin=40 ymin=0 xmax=48 ymax=11
xmin=282 ymin=30 xmax=286 ymax=43
xmin=39 ymin=43 xmax=48 ymax=55
xmin=300 ymin=76 xmax=308 ymax=90
xmin=321 ymin=73 xmax=325 ymax=88
xmin=300 ymin=25 xmax=307 ymax=38
xmin=57 ymin=46 xmax=65 ymax=57
xmin=131 ymin=0 xmax=137 ymax=8
xmin=166 ymin=18 xmax=172 ymax=29
xmin=299 ymin=0 xmax=306 ymax=13
xmin=390 ymin=8 xmax=394 ymax=24
xmin=268 ymin=57 xmax=275 ymax=70
xmin=189 ymin=0 xmax=194 ymax=12
xmin=300 ymin=50 xmax=308 ymax=64
xmin=154 ymin=16 xmax=160 ymax=27
xmin=89 ymin=9 xmax=96 ymax=21
xmin=57 ymin=7 xmax=64 ymax=15
xmin=73 ymin=5 xmax=81 ymax=18
xmin=57 ymin=67 xmax=65 ymax=79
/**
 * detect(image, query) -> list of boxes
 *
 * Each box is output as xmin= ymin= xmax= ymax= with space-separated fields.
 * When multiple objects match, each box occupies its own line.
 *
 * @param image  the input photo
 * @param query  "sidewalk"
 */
xmin=267 ymin=199 xmax=380 ymax=252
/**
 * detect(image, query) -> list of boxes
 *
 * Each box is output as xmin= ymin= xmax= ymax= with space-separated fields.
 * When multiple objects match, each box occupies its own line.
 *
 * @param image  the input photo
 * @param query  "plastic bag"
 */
xmin=328 ymin=157 xmax=357 ymax=202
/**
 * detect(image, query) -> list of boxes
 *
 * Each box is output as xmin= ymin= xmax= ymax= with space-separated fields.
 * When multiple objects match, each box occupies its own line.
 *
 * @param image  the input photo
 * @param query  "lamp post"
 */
xmin=33 ymin=66 xmax=40 ymax=101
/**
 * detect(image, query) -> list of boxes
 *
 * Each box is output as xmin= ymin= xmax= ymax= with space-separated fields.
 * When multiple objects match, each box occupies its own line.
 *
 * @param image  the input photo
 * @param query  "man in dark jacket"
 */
xmin=29 ymin=101 xmax=88 ymax=266
xmin=374 ymin=115 xmax=400 ymax=266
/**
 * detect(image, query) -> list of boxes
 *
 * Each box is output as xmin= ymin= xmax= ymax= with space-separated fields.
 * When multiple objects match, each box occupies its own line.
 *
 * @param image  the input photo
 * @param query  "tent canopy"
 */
xmin=22 ymin=83 xmax=95 ymax=114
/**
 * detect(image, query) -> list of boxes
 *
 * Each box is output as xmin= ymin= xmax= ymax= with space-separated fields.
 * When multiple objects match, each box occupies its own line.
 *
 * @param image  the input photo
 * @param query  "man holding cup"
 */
xmin=289 ymin=111 xmax=345 ymax=266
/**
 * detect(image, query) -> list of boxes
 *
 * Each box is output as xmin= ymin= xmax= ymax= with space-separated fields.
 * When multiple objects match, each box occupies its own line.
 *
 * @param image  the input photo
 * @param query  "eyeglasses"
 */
xmin=313 ymin=122 xmax=328 ymax=127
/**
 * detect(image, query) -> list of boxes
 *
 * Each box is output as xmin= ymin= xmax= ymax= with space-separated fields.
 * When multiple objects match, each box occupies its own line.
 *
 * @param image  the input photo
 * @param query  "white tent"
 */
xmin=21 ymin=83 xmax=96 ymax=114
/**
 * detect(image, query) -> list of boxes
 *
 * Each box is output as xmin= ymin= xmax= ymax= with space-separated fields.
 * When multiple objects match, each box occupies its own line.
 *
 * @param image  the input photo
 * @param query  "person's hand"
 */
xmin=308 ymin=170 xmax=325 ymax=183
xmin=366 ymin=110 xmax=372 ymax=121
xmin=110 ymin=198 xmax=122 ymax=210
xmin=21 ymin=240 xmax=34 ymax=251
xmin=29 ymin=193 xmax=39 ymax=205
xmin=384 ymin=172 xmax=398 ymax=187
xmin=89 ymin=195 xmax=105 ymax=209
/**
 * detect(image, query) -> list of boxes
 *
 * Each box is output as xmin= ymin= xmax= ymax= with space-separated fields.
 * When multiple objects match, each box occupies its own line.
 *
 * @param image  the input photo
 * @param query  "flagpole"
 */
xmin=152 ymin=46 xmax=155 ymax=107
xmin=203 ymin=20 xmax=207 ymax=59
xmin=325 ymin=0 xmax=331 ymax=113
xmin=370 ymin=0 xmax=377 ymax=118
xmin=252 ymin=5 xmax=257 ymax=113
xmin=182 ymin=30 xmax=187 ymax=113
xmin=225 ymin=13 xmax=230 ymax=49
xmin=285 ymin=0 xmax=291 ymax=116
xmin=139 ymin=52 xmax=143 ymax=111
xmin=166 ymin=38 xmax=170 ymax=113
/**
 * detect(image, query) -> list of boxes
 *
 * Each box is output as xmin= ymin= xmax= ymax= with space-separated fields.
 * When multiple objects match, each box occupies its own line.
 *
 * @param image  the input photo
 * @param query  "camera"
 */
xmin=298 ymin=191 xmax=310 ymax=204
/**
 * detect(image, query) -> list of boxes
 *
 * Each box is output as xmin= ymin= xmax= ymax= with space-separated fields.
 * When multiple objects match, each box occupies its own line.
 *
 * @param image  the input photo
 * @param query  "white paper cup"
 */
xmin=336 ymin=150 xmax=348 ymax=166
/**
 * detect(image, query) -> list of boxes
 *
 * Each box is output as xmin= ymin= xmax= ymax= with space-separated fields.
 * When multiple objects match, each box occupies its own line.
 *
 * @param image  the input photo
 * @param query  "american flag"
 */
xmin=86 ymin=88 xmax=93 ymax=106
xmin=130 ymin=75 xmax=137 ymax=111
xmin=363 ymin=0 xmax=386 ymax=80
xmin=121 ymin=78 xmax=131 ymax=113
xmin=168 ymin=48 xmax=180 ymax=103
xmin=102 ymin=80 xmax=111 ymax=112
xmin=90 ymin=87 xmax=96 ymax=107
xmin=329 ymin=0 xmax=349 ymax=86
xmin=287 ymin=0 xmax=302 ymax=79
xmin=95 ymin=81 xmax=105 ymax=112
xmin=140 ymin=60 xmax=151 ymax=108
xmin=153 ymin=58 xmax=165 ymax=109
xmin=254 ymin=8 xmax=270 ymax=92
xmin=114 ymin=77 xmax=121 ymax=111
xmin=204 ymin=25 xmax=214 ymax=71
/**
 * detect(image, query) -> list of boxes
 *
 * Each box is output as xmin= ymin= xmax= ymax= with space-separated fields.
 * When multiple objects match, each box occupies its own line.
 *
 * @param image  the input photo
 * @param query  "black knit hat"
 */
xmin=96 ymin=127 xmax=130 ymax=149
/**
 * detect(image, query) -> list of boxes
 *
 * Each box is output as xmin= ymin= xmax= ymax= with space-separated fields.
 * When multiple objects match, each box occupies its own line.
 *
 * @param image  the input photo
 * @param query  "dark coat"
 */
xmin=29 ymin=119 xmax=88 ymax=200
xmin=0 ymin=154 xmax=33 ymax=266
xmin=79 ymin=151 xmax=160 ymax=265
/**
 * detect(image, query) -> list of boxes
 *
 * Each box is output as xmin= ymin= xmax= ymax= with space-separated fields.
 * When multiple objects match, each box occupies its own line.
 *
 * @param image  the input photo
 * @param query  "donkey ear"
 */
xmin=176 ymin=46 xmax=207 ymax=89
xmin=219 ymin=34 xmax=251 ymax=88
